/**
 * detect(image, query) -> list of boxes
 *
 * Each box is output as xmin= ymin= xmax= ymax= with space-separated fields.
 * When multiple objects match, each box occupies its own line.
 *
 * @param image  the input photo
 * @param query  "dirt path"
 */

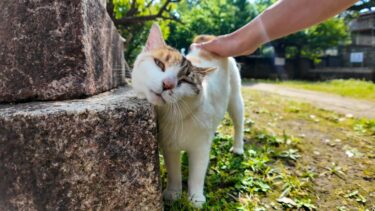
xmin=246 ymin=83 xmax=375 ymax=119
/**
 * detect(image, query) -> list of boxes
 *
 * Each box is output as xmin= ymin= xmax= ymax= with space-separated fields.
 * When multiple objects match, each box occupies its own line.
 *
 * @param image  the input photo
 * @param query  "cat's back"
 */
xmin=188 ymin=35 xmax=240 ymax=93
xmin=188 ymin=35 xmax=240 ymax=97
xmin=187 ymin=48 xmax=230 ymax=89
xmin=186 ymin=46 xmax=240 ymax=119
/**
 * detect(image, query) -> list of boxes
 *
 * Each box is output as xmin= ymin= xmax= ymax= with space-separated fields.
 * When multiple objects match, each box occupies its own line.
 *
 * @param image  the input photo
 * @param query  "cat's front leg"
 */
xmin=162 ymin=149 xmax=182 ymax=201
xmin=188 ymin=146 xmax=210 ymax=208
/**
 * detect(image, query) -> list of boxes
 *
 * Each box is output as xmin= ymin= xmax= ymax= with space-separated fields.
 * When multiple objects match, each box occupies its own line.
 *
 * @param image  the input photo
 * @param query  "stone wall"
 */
xmin=0 ymin=0 xmax=162 ymax=210
xmin=0 ymin=0 xmax=126 ymax=103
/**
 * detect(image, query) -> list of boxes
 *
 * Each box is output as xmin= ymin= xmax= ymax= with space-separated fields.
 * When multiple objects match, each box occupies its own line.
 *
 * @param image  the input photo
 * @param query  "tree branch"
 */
xmin=348 ymin=0 xmax=375 ymax=12
xmin=112 ymin=0 xmax=181 ymax=27
xmin=126 ymin=0 xmax=138 ymax=17
xmin=107 ymin=0 xmax=115 ymax=20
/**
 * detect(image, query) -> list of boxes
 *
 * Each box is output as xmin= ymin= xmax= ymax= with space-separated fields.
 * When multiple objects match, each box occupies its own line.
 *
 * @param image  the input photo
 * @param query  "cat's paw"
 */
xmin=189 ymin=194 xmax=206 ymax=208
xmin=163 ymin=189 xmax=182 ymax=201
xmin=230 ymin=146 xmax=244 ymax=155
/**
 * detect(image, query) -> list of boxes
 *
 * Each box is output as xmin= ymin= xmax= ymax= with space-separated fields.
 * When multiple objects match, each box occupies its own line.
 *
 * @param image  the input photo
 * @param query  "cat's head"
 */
xmin=132 ymin=24 xmax=215 ymax=106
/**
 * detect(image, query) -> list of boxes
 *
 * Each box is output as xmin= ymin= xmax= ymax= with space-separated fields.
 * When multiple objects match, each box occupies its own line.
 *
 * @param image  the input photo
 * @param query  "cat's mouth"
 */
xmin=150 ymin=90 xmax=166 ymax=104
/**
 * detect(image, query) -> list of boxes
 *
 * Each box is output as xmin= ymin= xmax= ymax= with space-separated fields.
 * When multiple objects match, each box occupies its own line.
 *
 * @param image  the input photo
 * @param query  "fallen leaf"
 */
xmin=277 ymin=197 xmax=297 ymax=207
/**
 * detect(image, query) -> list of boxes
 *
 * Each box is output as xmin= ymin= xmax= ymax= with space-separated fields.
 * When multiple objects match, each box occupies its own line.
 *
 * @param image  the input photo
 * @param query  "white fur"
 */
xmin=131 ymin=25 xmax=244 ymax=207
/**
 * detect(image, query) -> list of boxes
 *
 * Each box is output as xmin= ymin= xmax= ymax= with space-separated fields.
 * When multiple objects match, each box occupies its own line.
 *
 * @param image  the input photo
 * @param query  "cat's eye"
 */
xmin=178 ymin=79 xmax=192 ymax=86
xmin=154 ymin=58 xmax=165 ymax=72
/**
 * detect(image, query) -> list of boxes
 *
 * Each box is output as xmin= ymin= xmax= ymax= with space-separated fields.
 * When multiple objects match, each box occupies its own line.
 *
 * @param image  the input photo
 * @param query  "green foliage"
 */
xmin=299 ymin=18 xmax=350 ymax=61
xmin=348 ymin=0 xmax=375 ymax=13
xmin=110 ymin=0 xmax=258 ymax=62
xmin=109 ymin=0 xmax=351 ymax=63
xmin=354 ymin=119 xmax=375 ymax=137
xmin=252 ymin=0 xmax=350 ymax=61
xmin=167 ymin=0 xmax=257 ymax=51
xmin=110 ymin=0 xmax=178 ymax=61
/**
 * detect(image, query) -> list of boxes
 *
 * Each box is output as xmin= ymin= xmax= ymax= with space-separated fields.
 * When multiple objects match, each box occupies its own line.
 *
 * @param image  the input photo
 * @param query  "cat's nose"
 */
xmin=162 ymin=78 xmax=176 ymax=90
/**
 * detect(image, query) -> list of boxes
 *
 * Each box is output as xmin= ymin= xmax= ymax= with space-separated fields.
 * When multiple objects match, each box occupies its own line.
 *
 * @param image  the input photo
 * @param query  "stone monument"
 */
xmin=0 ymin=0 xmax=162 ymax=210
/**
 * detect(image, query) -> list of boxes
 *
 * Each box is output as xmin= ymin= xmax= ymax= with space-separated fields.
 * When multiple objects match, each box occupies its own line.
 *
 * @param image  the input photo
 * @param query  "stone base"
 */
xmin=0 ymin=88 xmax=162 ymax=210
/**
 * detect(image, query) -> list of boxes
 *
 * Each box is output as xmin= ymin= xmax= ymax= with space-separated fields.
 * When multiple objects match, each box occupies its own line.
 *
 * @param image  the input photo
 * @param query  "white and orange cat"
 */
xmin=132 ymin=24 xmax=244 ymax=207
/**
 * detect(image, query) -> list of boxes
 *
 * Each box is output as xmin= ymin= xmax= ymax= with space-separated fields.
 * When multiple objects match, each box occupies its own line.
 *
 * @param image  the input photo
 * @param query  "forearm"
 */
xmin=231 ymin=0 xmax=357 ymax=55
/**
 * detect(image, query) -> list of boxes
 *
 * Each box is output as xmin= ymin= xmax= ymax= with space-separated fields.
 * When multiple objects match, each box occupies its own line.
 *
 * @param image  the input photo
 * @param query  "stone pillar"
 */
xmin=0 ymin=0 xmax=126 ymax=103
xmin=100 ymin=0 xmax=108 ymax=8
xmin=0 ymin=0 xmax=162 ymax=210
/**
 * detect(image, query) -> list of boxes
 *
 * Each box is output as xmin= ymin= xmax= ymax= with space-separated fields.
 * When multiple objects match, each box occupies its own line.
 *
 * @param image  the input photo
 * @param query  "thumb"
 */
xmin=192 ymin=40 xmax=215 ymax=51
xmin=191 ymin=42 xmax=207 ymax=49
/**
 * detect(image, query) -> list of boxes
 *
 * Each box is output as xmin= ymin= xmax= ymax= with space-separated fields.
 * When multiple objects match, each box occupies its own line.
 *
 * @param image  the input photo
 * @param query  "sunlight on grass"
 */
xmin=161 ymin=88 xmax=374 ymax=210
xmin=276 ymin=79 xmax=375 ymax=101
xmin=162 ymin=129 xmax=315 ymax=210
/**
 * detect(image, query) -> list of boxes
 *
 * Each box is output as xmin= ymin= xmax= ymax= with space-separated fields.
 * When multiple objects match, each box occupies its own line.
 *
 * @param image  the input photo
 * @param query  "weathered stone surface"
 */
xmin=0 ymin=0 xmax=126 ymax=103
xmin=0 ymin=87 xmax=162 ymax=210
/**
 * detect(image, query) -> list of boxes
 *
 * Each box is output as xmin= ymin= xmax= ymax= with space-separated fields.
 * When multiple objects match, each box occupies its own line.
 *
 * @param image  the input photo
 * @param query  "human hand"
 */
xmin=193 ymin=0 xmax=358 ymax=58
xmin=192 ymin=33 xmax=259 ymax=57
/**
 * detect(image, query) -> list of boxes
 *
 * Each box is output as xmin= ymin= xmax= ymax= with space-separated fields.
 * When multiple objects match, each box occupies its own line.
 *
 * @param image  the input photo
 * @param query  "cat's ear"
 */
xmin=195 ymin=67 xmax=216 ymax=76
xmin=144 ymin=23 xmax=166 ymax=52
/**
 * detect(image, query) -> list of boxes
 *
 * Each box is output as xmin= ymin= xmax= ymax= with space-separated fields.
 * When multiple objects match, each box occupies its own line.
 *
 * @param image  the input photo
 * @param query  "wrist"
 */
xmin=250 ymin=17 xmax=269 ymax=48
xmin=229 ymin=17 xmax=267 ymax=56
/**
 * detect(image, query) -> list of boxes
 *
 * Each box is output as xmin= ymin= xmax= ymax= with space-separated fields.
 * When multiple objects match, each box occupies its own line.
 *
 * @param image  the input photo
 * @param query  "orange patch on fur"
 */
xmin=199 ymin=50 xmax=217 ymax=60
xmin=151 ymin=47 xmax=182 ymax=69
xmin=193 ymin=35 xmax=217 ymax=44
xmin=193 ymin=35 xmax=221 ymax=60
xmin=186 ymin=55 xmax=201 ymax=65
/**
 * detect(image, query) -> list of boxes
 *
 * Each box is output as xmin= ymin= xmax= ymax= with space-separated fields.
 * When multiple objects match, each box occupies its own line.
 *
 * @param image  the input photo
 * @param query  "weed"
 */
xmin=162 ymin=128 xmax=315 ymax=210
xmin=161 ymin=86 xmax=375 ymax=210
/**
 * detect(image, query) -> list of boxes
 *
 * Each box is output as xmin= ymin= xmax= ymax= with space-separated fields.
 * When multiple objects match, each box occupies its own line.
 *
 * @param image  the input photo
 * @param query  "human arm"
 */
xmin=195 ymin=0 xmax=358 ymax=57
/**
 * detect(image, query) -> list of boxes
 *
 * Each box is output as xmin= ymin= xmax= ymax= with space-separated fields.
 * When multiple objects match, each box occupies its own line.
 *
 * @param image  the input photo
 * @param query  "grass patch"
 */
xmin=161 ymin=88 xmax=375 ymax=210
xmin=162 ymin=130 xmax=315 ymax=210
xmin=274 ymin=79 xmax=375 ymax=101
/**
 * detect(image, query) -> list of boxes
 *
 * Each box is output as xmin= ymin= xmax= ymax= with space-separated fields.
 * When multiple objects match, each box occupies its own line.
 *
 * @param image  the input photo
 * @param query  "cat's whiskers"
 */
xmin=158 ymin=104 xmax=175 ymax=143
xmin=165 ymin=103 xmax=179 ymax=143
xmin=180 ymin=99 xmax=209 ymax=129
xmin=158 ymin=109 xmax=169 ymax=131
xmin=171 ymin=103 xmax=178 ymax=141
xmin=175 ymin=101 xmax=184 ymax=142
xmin=169 ymin=104 xmax=179 ymax=142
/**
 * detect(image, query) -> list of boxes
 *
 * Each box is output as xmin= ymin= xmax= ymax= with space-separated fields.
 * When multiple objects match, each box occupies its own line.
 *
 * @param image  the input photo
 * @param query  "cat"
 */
xmin=132 ymin=24 xmax=244 ymax=207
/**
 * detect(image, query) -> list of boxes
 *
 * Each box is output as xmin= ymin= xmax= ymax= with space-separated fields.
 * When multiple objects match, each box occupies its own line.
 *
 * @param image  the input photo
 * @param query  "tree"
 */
xmin=348 ymin=0 xmax=375 ymax=12
xmin=107 ymin=0 xmax=351 ymax=63
xmin=253 ymin=0 xmax=350 ymax=61
xmin=107 ymin=0 xmax=181 ymax=61
xmin=108 ymin=0 xmax=180 ymax=26
xmin=342 ymin=0 xmax=375 ymax=21
xmin=166 ymin=0 xmax=257 ymax=51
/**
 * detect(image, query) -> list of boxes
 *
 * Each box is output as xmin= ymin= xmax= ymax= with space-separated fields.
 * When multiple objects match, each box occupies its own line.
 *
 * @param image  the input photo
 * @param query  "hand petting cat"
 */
xmin=194 ymin=0 xmax=358 ymax=57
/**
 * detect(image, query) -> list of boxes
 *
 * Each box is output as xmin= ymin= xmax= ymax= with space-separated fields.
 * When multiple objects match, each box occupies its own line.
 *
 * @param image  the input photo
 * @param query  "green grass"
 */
xmin=162 ymin=130 xmax=315 ymax=210
xmin=275 ymin=79 xmax=375 ymax=101
xmin=161 ymin=88 xmax=375 ymax=210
